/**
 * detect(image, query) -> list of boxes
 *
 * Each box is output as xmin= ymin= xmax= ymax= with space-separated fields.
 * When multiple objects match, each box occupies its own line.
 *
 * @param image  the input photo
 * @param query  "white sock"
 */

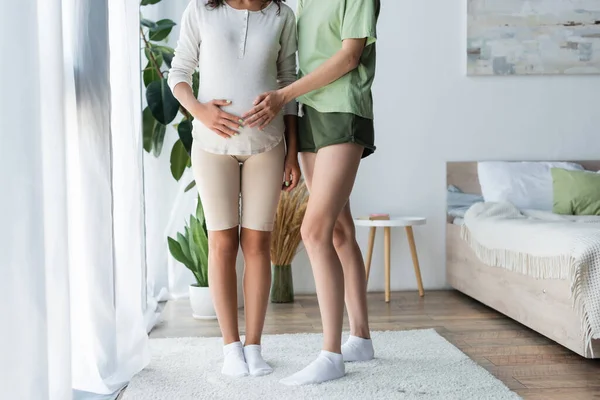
xmin=280 ymin=351 xmax=345 ymax=386
xmin=342 ymin=335 xmax=374 ymax=362
xmin=222 ymin=341 xmax=249 ymax=377
xmin=243 ymin=345 xmax=273 ymax=376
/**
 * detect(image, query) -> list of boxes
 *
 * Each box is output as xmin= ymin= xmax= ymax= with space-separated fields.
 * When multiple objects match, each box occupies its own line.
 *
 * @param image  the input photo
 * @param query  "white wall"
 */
xmin=147 ymin=0 xmax=600 ymax=296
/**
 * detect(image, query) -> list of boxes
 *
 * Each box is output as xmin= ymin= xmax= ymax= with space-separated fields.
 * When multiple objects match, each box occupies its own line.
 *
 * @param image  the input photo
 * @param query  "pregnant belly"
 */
xmin=197 ymin=79 xmax=279 ymax=119
xmin=194 ymin=78 xmax=285 ymax=147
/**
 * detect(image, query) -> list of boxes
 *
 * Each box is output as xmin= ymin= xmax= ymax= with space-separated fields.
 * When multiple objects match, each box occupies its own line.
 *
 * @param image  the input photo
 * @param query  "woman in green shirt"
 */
xmin=242 ymin=0 xmax=380 ymax=386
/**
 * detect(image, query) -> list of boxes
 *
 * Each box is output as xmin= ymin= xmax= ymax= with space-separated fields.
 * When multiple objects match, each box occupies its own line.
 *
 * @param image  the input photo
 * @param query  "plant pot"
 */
xmin=270 ymin=264 xmax=294 ymax=303
xmin=189 ymin=284 xmax=217 ymax=320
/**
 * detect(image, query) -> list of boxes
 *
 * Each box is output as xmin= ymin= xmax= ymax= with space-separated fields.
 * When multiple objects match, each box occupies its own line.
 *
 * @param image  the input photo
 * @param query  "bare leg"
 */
xmin=240 ymin=228 xmax=271 ymax=345
xmin=280 ymin=144 xmax=363 ymax=386
xmin=333 ymin=204 xmax=371 ymax=339
xmin=208 ymin=227 xmax=241 ymax=345
xmin=301 ymin=153 xmax=371 ymax=340
xmin=301 ymin=144 xmax=362 ymax=354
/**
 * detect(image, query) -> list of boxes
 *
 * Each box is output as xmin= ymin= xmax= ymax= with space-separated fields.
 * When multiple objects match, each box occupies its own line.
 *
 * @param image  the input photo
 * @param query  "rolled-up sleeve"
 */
xmin=341 ymin=0 xmax=378 ymax=47
xmin=277 ymin=9 xmax=298 ymax=116
xmin=167 ymin=0 xmax=201 ymax=94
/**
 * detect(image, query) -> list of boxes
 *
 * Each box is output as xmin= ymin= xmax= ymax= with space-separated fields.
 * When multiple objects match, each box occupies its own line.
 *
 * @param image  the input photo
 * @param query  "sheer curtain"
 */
xmin=0 ymin=0 xmax=149 ymax=399
xmin=1 ymin=0 xmax=71 ymax=398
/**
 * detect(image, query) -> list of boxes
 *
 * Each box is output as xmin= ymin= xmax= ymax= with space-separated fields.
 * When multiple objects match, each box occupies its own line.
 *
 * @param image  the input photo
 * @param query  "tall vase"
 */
xmin=270 ymin=264 xmax=294 ymax=303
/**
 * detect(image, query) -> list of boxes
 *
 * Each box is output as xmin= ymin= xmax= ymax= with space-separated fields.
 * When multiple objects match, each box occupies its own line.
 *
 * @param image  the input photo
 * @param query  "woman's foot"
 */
xmin=243 ymin=344 xmax=273 ymax=376
xmin=341 ymin=335 xmax=374 ymax=362
xmin=222 ymin=342 xmax=249 ymax=377
xmin=280 ymin=351 xmax=345 ymax=386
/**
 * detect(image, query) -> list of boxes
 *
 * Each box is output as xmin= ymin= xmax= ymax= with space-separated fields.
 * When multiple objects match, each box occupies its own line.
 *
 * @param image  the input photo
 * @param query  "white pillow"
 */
xmin=477 ymin=161 xmax=584 ymax=211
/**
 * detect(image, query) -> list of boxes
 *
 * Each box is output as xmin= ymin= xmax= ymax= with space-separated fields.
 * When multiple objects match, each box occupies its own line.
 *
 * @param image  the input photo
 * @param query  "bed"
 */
xmin=446 ymin=161 xmax=600 ymax=358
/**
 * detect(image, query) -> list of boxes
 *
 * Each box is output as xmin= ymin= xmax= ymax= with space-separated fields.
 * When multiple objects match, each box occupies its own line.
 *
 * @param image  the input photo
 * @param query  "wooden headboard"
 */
xmin=447 ymin=161 xmax=600 ymax=195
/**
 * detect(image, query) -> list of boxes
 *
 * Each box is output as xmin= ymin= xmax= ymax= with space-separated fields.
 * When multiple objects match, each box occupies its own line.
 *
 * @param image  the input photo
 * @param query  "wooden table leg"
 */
xmin=365 ymin=227 xmax=377 ymax=284
xmin=405 ymin=226 xmax=424 ymax=297
xmin=384 ymin=226 xmax=391 ymax=303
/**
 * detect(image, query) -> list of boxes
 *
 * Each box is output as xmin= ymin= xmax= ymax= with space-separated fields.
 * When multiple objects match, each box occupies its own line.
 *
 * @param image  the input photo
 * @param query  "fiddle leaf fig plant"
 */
xmin=140 ymin=0 xmax=197 ymax=187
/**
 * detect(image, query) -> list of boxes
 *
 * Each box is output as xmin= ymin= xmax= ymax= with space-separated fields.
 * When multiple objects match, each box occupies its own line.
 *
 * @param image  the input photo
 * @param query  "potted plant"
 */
xmin=270 ymin=181 xmax=309 ymax=303
xmin=167 ymin=196 xmax=216 ymax=319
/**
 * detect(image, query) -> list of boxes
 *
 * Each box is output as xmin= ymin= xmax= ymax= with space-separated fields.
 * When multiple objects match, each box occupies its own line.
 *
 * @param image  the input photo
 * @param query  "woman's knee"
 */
xmin=209 ymin=229 xmax=239 ymax=256
xmin=332 ymin=220 xmax=356 ymax=250
xmin=240 ymin=229 xmax=270 ymax=258
xmin=301 ymin=215 xmax=333 ymax=248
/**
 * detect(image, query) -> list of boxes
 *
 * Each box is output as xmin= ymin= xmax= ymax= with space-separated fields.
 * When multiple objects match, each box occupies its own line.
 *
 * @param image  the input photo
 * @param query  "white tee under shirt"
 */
xmin=168 ymin=0 xmax=298 ymax=155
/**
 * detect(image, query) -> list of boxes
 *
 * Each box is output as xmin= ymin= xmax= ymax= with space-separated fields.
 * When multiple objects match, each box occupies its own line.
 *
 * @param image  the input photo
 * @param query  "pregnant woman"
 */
xmin=242 ymin=0 xmax=380 ymax=385
xmin=168 ymin=0 xmax=299 ymax=378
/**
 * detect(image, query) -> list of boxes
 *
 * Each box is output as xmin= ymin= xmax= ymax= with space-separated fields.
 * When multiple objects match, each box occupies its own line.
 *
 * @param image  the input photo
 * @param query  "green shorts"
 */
xmin=299 ymin=105 xmax=376 ymax=159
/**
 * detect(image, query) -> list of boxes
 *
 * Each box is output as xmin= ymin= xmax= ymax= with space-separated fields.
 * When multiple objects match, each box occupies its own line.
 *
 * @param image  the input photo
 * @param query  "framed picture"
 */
xmin=467 ymin=0 xmax=600 ymax=75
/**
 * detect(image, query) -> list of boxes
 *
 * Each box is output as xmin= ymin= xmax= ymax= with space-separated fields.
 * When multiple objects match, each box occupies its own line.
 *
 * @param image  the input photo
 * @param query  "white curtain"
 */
xmin=0 ymin=0 xmax=150 ymax=398
xmin=0 ymin=0 xmax=71 ymax=398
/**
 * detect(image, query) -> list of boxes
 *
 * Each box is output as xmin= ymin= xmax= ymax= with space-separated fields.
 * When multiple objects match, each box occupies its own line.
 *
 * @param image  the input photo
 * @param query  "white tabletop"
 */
xmin=354 ymin=217 xmax=427 ymax=227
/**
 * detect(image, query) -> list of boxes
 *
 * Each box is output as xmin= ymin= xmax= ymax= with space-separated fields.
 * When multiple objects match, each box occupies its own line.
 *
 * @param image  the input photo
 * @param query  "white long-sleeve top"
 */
xmin=168 ymin=0 xmax=298 ymax=155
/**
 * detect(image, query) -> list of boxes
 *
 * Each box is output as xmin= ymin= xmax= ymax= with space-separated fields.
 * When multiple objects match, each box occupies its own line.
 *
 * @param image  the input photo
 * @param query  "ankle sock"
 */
xmin=243 ymin=344 xmax=273 ymax=376
xmin=222 ymin=341 xmax=249 ymax=377
xmin=280 ymin=350 xmax=345 ymax=386
xmin=341 ymin=335 xmax=374 ymax=362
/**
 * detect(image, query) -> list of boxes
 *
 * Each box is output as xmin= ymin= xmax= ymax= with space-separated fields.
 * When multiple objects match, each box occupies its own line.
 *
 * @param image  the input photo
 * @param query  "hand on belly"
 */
xmin=241 ymin=90 xmax=286 ymax=130
xmin=190 ymin=99 xmax=245 ymax=139
xmin=199 ymin=81 xmax=279 ymax=121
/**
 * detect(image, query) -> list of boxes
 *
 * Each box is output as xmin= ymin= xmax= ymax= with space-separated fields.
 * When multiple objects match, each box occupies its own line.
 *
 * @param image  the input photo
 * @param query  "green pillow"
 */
xmin=552 ymin=168 xmax=600 ymax=216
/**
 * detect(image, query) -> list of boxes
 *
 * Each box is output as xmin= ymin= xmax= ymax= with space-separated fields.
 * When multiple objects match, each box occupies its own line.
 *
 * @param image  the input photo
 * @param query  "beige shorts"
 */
xmin=191 ymin=140 xmax=285 ymax=232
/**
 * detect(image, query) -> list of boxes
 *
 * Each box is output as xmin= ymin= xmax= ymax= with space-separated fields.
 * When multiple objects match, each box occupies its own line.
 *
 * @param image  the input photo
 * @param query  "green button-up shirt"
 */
xmin=297 ymin=0 xmax=379 ymax=119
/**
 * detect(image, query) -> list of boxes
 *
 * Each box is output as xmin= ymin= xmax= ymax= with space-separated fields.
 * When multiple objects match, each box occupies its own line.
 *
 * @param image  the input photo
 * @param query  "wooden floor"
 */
xmin=150 ymin=290 xmax=600 ymax=400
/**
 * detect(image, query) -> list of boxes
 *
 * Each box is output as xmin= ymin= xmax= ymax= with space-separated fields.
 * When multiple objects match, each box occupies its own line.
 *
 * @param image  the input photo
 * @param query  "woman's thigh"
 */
xmin=303 ymin=143 xmax=363 ymax=227
xmin=300 ymin=151 xmax=356 ymax=236
xmin=240 ymin=140 xmax=285 ymax=232
xmin=191 ymin=141 xmax=241 ymax=231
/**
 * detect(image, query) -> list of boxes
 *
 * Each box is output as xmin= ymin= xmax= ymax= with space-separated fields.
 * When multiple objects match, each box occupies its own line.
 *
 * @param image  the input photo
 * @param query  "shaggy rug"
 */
xmin=123 ymin=329 xmax=520 ymax=400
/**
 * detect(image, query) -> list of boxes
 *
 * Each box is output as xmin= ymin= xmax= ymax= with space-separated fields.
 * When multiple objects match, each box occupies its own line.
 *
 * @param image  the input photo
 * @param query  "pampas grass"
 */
xmin=271 ymin=181 xmax=309 ymax=266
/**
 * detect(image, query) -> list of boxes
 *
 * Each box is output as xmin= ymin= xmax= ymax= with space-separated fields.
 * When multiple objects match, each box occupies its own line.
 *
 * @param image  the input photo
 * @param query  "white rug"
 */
xmin=123 ymin=329 xmax=521 ymax=400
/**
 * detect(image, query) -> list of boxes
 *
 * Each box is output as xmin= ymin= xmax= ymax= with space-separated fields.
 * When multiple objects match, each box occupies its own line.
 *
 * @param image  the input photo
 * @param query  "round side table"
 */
xmin=354 ymin=217 xmax=427 ymax=302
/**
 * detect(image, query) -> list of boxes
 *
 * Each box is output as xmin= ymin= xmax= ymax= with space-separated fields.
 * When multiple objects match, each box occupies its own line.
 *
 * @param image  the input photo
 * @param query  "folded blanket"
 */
xmin=461 ymin=202 xmax=600 ymax=354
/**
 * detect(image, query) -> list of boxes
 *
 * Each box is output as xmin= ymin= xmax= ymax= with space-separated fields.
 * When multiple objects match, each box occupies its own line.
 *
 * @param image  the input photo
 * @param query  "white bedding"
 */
xmin=452 ymin=217 xmax=464 ymax=225
xmin=461 ymin=202 xmax=600 ymax=354
xmin=477 ymin=161 xmax=584 ymax=211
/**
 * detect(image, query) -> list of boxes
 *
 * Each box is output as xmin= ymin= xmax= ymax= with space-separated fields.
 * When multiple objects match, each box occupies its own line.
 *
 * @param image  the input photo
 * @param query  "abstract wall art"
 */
xmin=467 ymin=0 xmax=600 ymax=75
